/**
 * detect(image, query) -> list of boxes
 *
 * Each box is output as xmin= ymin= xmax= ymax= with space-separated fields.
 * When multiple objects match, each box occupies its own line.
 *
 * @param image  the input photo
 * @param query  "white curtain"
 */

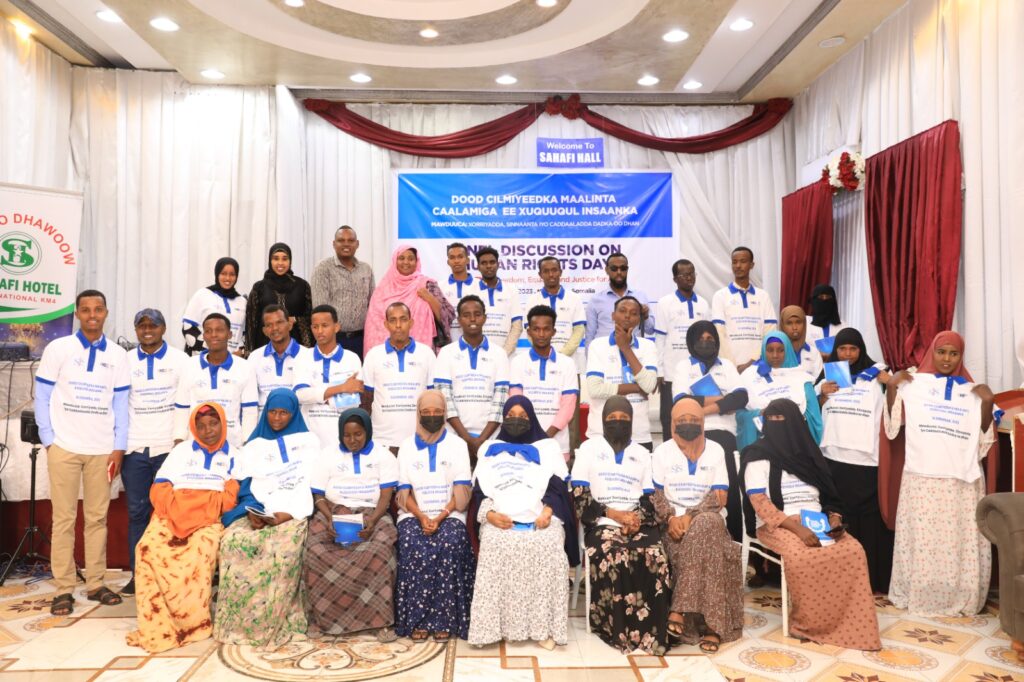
xmin=830 ymin=191 xmax=882 ymax=361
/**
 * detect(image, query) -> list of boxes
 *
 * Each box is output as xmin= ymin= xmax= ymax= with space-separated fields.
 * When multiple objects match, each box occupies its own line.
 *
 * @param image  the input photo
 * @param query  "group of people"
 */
xmin=31 ymin=229 xmax=999 ymax=658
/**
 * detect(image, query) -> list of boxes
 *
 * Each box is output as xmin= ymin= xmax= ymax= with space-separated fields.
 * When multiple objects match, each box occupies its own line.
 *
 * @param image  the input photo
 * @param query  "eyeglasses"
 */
xmin=608 ymin=265 xmax=629 ymax=272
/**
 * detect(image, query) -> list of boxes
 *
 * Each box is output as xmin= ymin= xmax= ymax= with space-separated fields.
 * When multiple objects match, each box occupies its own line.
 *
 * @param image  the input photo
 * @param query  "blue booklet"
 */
xmin=332 ymin=514 xmax=363 ymax=545
xmin=689 ymin=373 xmax=722 ymax=397
xmin=815 ymin=336 xmax=837 ymax=356
xmin=824 ymin=360 xmax=853 ymax=389
xmin=800 ymin=510 xmax=834 ymax=544
xmin=512 ymin=521 xmax=536 ymax=531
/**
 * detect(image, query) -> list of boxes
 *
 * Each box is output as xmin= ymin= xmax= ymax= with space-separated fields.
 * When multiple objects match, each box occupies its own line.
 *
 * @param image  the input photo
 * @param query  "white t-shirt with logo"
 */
xmin=743 ymin=459 xmax=821 ymax=527
xmin=174 ymin=352 xmax=258 ymax=448
xmin=570 ymin=437 xmax=653 ymax=528
xmin=509 ymin=349 xmax=578 ymax=453
xmin=672 ymin=357 xmax=743 ymax=434
xmin=292 ymin=344 xmax=363 ymax=448
xmin=433 ymin=336 xmax=509 ymax=435
xmin=475 ymin=441 xmax=560 ymax=523
xmin=585 ymin=334 xmax=659 ymax=444
xmin=182 ymin=287 xmax=247 ymax=352
xmin=794 ymin=342 xmax=824 ymax=381
xmin=127 ymin=342 xmax=190 ymax=455
xmin=898 ymin=374 xmax=985 ymax=483
xmin=154 ymin=440 xmax=235 ymax=491
xmin=821 ymin=377 xmax=884 ymax=466
xmin=740 ymin=365 xmax=810 ymax=413
xmin=654 ymin=291 xmax=711 ymax=383
xmin=36 ymin=332 xmax=130 ymax=455
xmin=251 ymin=339 xmax=302 ymax=414
xmin=439 ymin=273 xmax=476 ymax=341
xmin=358 ymin=340 xmax=434 ymax=448
xmin=524 ymin=286 xmax=586 ymax=356
xmin=311 ymin=441 xmax=399 ymax=509
xmin=711 ymin=283 xmax=778 ymax=365
xmin=396 ymin=430 xmax=472 ymax=523
xmin=238 ymin=431 xmax=319 ymax=518
xmin=652 ymin=438 xmax=728 ymax=518
xmin=477 ymin=279 xmax=522 ymax=351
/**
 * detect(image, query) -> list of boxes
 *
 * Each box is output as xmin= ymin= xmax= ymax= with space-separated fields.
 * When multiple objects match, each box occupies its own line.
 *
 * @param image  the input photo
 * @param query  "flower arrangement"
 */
xmin=821 ymin=151 xmax=865 ymax=192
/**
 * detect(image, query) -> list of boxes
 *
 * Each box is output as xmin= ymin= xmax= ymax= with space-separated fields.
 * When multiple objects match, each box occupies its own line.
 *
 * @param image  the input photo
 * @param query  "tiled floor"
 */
xmin=0 ymin=565 xmax=1022 ymax=681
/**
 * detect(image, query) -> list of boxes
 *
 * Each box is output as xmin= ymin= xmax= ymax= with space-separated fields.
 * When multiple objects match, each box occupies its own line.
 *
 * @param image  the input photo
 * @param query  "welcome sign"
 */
xmin=0 ymin=182 xmax=83 ymax=356
xmin=536 ymin=137 xmax=605 ymax=168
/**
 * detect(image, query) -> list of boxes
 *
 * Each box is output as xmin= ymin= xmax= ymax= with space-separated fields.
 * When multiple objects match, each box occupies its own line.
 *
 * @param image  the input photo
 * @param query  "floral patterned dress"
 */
xmin=573 ymin=486 xmax=672 ymax=655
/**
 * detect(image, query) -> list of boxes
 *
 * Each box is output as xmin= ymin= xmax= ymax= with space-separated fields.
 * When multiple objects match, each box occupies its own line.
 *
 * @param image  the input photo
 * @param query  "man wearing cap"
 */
xmin=120 ymin=308 xmax=189 ymax=594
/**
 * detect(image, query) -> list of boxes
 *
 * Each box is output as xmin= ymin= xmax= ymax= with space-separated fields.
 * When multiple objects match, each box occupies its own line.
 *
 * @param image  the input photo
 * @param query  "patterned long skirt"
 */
xmin=126 ymin=517 xmax=221 ymax=653
xmin=468 ymin=522 xmax=569 ymax=646
xmin=303 ymin=506 xmax=397 ymax=637
xmin=213 ymin=517 xmax=308 ymax=649
xmin=889 ymin=473 xmax=990 ymax=616
xmin=585 ymin=524 xmax=672 ymax=655
xmin=394 ymin=517 xmax=475 ymax=639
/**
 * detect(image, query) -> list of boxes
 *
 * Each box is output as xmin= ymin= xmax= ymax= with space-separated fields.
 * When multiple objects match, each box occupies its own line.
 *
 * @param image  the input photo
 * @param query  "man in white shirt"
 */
xmin=711 ymin=247 xmax=778 ymax=371
xmin=585 ymin=296 xmax=660 ymax=450
xmin=174 ymin=313 xmax=258 ymax=448
xmin=439 ymin=242 xmax=475 ymax=342
xmin=34 ymin=290 xmax=130 ymax=614
xmin=293 ymin=304 xmax=363 ymax=448
xmin=509 ymin=305 xmax=579 ymax=460
xmin=655 ymin=258 xmax=711 ymax=439
xmin=360 ymin=301 xmax=434 ymax=453
xmin=434 ymin=295 xmax=510 ymax=463
xmin=121 ymin=308 xmax=189 ymax=595
xmin=474 ymin=246 xmax=521 ymax=355
xmin=251 ymin=304 xmax=302 ymax=414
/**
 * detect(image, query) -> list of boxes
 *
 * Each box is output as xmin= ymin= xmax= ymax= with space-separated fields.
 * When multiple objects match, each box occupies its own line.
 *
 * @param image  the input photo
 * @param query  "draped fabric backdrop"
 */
xmin=779 ymin=180 xmax=834 ymax=309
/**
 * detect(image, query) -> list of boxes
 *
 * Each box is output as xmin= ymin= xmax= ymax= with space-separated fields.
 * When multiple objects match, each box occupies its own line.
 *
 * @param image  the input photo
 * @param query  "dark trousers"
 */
xmin=336 ymin=330 xmax=364 ymax=360
xmin=121 ymin=448 xmax=169 ymax=572
xmin=659 ymin=381 xmax=674 ymax=439
xmin=704 ymin=430 xmax=742 ymax=543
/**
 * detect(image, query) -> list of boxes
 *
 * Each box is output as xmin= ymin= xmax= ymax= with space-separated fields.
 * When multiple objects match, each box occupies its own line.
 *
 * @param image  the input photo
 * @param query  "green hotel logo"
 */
xmin=0 ymin=232 xmax=41 ymax=276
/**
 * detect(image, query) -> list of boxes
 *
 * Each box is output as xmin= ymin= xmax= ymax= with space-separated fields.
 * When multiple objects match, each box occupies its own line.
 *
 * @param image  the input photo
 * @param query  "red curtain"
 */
xmin=305 ymin=94 xmax=793 ymax=159
xmin=779 ymin=179 xmax=834 ymax=309
xmin=864 ymin=120 xmax=963 ymax=371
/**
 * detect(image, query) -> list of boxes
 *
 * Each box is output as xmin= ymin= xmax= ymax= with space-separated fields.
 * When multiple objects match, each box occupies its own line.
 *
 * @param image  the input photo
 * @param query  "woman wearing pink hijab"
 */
xmin=884 ymin=331 xmax=996 ymax=616
xmin=364 ymin=245 xmax=455 ymax=355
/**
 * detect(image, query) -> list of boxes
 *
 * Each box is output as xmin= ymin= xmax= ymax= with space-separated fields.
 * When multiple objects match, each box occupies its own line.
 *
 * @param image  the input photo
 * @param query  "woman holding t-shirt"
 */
xmin=884 ymin=331 xmax=996 ymax=616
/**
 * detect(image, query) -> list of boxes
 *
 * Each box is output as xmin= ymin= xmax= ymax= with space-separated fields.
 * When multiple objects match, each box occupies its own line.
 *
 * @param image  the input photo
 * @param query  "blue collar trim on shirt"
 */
xmin=216 ymin=293 xmax=232 ymax=314
xmin=199 ymin=351 xmax=233 ymax=389
xmin=689 ymin=355 xmax=721 ymax=375
xmin=529 ymin=347 xmax=555 ymax=381
xmin=483 ymin=441 xmax=541 ymax=465
xmin=686 ymin=456 xmax=699 ymax=476
xmin=614 ymin=449 xmax=626 ymax=465
xmin=386 ymin=338 xmax=417 ymax=372
xmin=728 ymin=282 xmax=755 ymax=308
xmin=340 ymin=439 xmax=374 ymax=474
xmin=935 ymin=373 xmax=968 ymax=400
xmin=137 ymin=341 xmax=168 ymax=380
xmin=479 ymin=278 xmax=503 ymax=307
xmin=542 ymin=286 xmax=565 ymax=310
xmin=449 ymin=273 xmax=474 ymax=298
xmin=459 ymin=335 xmax=489 ymax=370
xmin=314 ymin=344 xmax=344 ymax=383
xmin=276 ymin=436 xmax=290 ymax=463
xmin=76 ymin=330 xmax=107 ymax=372
xmin=853 ymin=366 xmax=881 ymax=384
xmin=264 ymin=339 xmax=300 ymax=377
xmin=192 ymin=440 xmax=230 ymax=469
xmin=414 ymin=430 xmax=448 ymax=472
xmin=607 ymin=332 xmax=639 ymax=349
xmin=675 ymin=290 xmax=697 ymax=317
xmin=754 ymin=359 xmax=774 ymax=382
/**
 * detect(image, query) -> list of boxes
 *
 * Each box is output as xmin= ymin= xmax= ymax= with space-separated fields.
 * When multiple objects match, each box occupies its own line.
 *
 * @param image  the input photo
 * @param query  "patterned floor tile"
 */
xmin=762 ymin=626 xmax=843 ymax=657
xmin=942 ymin=659 xmax=1024 ymax=681
xmin=810 ymin=660 xmax=922 ymax=681
xmin=714 ymin=664 xmax=785 ymax=682
xmin=880 ymin=619 xmax=979 ymax=655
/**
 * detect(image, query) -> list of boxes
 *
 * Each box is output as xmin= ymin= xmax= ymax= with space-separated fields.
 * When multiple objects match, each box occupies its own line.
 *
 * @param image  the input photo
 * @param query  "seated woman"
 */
xmin=652 ymin=398 xmax=744 ymax=653
xmin=468 ymin=396 xmax=579 ymax=649
xmin=214 ymin=388 xmax=319 ymax=649
xmin=571 ymin=396 xmax=672 ymax=655
xmin=740 ymin=398 xmax=880 ymax=650
xmin=126 ymin=403 xmax=239 ymax=653
xmin=394 ymin=390 xmax=476 ymax=642
xmin=737 ymin=331 xmax=823 ymax=450
xmin=304 ymin=408 xmax=399 ymax=639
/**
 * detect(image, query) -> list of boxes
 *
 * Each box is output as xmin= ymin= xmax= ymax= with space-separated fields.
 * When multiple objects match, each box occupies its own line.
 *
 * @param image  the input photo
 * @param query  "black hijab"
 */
xmin=739 ymin=398 xmax=845 ymax=536
xmin=809 ymin=284 xmax=841 ymax=327
xmin=602 ymin=396 xmax=633 ymax=452
xmin=262 ymin=243 xmax=296 ymax=295
xmin=208 ymin=257 xmax=241 ymax=299
xmin=826 ymin=327 xmax=876 ymax=375
xmin=495 ymin=395 xmax=548 ymax=444
xmin=686 ymin=320 xmax=720 ymax=372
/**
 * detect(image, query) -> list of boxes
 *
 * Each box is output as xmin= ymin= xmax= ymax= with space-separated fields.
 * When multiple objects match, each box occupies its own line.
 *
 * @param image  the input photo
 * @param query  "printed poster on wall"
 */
xmin=395 ymin=170 xmax=676 ymax=308
xmin=0 ymin=182 xmax=83 ymax=356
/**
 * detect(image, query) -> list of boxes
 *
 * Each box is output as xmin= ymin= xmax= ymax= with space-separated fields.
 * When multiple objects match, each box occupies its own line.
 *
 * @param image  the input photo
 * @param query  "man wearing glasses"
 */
xmin=584 ymin=253 xmax=655 ymax=350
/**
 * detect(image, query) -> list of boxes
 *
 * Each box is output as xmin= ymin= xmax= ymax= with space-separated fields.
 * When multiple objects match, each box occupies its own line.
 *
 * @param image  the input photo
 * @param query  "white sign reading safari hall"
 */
xmin=0 ymin=182 xmax=83 ymax=356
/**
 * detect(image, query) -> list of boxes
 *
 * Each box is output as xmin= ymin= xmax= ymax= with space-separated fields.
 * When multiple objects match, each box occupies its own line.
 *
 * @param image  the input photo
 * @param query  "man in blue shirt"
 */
xmin=584 ymin=253 xmax=655 ymax=349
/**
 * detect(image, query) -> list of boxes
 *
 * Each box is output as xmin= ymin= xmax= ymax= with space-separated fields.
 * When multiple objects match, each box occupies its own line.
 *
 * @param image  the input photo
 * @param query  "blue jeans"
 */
xmin=121 ymin=448 xmax=169 ymax=572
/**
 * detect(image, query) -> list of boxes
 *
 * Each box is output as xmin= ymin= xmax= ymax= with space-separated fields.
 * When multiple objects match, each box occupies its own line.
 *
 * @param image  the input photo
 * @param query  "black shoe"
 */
xmin=121 ymin=577 xmax=135 ymax=596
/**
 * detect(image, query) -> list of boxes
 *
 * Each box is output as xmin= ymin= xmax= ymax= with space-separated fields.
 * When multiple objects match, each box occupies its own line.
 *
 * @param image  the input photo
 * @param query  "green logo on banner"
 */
xmin=0 ymin=232 xmax=41 ymax=276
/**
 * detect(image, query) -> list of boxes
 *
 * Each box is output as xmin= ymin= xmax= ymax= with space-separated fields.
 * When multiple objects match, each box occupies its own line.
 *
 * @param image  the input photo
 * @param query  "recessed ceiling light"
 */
xmin=350 ymin=73 xmax=372 ymax=83
xmin=284 ymin=0 xmax=305 ymax=6
xmin=637 ymin=75 xmax=659 ymax=86
xmin=420 ymin=27 xmax=439 ymax=39
xmin=683 ymin=80 xmax=703 ymax=90
xmin=536 ymin=0 xmax=557 ymax=6
xmin=495 ymin=74 xmax=517 ymax=85
xmin=729 ymin=17 xmax=754 ymax=32
xmin=149 ymin=17 xmax=179 ymax=32
xmin=95 ymin=9 xmax=122 ymax=23
xmin=818 ymin=35 xmax=846 ymax=48
xmin=201 ymin=69 xmax=225 ymax=80
xmin=662 ymin=29 xmax=689 ymax=43
xmin=10 ymin=19 xmax=33 ymax=38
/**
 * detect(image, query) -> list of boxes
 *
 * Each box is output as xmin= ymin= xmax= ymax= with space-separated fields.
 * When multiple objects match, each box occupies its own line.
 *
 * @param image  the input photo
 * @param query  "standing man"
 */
xmin=475 ymin=246 xmax=521 ymax=355
xmin=121 ymin=308 xmax=189 ymax=596
xmin=35 ymin=290 xmax=130 ymax=615
xmin=310 ymin=226 xmax=375 ymax=359
xmin=524 ymin=256 xmax=586 ymax=363
xmin=585 ymin=297 xmax=660 ymax=450
xmin=439 ymin=242 xmax=475 ymax=343
xmin=293 ymin=304 xmax=363 ymax=448
xmin=175 ymin=313 xmax=258 ymax=448
xmin=509 ymin=305 xmax=579 ymax=462
xmin=585 ymin=253 xmax=655 ymax=349
xmin=433 ymin=295 xmax=510 ymax=463
xmin=250 ymin=304 xmax=301 ymax=414
xmin=711 ymin=246 xmax=777 ymax=371
xmin=654 ymin=259 xmax=710 ymax=439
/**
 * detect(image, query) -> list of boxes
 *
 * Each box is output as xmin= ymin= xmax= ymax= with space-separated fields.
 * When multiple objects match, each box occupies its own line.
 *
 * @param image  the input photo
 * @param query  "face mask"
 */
xmin=674 ymin=423 xmax=702 ymax=441
xmin=419 ymin=415 xmax=445 ymax=434
xmin=693 ymin=340 xmax=716 ymax=357
xmin=502 ymin=417 xmax=530 ymax=437
xmin=604 ymin=420 xmax=631 ymax=443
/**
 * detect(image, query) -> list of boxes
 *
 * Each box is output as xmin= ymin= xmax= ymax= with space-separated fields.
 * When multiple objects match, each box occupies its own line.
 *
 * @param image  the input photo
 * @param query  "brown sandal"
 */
xmin=50 ymin=593 xmax=74 ymax=616
xmin=87 ymin=586 xmax=123 ymax=606
xmin=410 ymin=629 xmax=429 ymax=642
